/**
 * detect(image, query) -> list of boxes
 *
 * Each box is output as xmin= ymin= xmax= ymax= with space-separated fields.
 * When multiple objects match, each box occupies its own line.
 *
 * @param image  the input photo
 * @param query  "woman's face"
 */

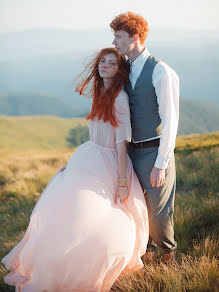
xmin=98 ymin=53 xmax=119 ymax=80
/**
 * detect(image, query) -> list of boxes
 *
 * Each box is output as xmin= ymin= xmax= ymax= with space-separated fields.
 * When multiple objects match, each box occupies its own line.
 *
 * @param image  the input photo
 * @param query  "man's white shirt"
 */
xmin=128 ymin=48 xmax=179 ymax=170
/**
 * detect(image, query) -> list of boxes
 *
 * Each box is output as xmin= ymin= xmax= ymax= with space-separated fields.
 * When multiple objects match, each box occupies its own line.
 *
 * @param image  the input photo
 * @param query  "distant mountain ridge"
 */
xmin=178 ymin=99 xmax=219 ymax=135
xmin=0 ymin=92 xmax=86 ymax=117
xmin=0 ymin=29 xmax=218 ymax=137
xmin=1 ymin=113 xmax=218 ymax=151
xmin=0 ymin=28 xmax=219 ymax=104
xmin=0 ymin=93 xmax=219 ymax=136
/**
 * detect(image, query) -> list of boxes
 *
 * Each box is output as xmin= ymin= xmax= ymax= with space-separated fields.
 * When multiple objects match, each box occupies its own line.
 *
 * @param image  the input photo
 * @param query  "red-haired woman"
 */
xmin=2 ymin=48 xmax=149 ymax=292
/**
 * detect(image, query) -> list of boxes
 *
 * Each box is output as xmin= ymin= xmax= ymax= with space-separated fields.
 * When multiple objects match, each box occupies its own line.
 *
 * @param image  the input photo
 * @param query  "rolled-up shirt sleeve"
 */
xmin=115 ymin=91 xmax=132 ymax=144
xmin=152 ymin=62 xmax=179 ymax=169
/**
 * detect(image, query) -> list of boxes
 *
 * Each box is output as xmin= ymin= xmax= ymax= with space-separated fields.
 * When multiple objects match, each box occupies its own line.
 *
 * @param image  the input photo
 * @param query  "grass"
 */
xmin=176 ymin=132 xmax=219 ymax=153
xmin=111 ymin=250 xmax=218 ymax=292
xmin=1 ymin=115 xmax=219 ymax=151
xmin=0 ymin=132 xmax=219 ymax=291
xmin=0 ymin=116 xmax=88 ymax=150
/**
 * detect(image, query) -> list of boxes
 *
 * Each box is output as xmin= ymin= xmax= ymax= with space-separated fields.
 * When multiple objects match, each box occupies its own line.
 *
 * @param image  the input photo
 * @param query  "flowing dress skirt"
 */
xmin=2 ymin=90 xmax=149 ymax=291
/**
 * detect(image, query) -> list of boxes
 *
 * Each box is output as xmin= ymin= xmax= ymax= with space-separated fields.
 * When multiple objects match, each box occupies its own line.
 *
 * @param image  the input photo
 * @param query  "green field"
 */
xmin=0 ymin=118 xmax=218 ymax=291
xmin=0 ymin=116 xmax=88 ymax=150
xmin=1 ymin=115 xmax=219 ymax=151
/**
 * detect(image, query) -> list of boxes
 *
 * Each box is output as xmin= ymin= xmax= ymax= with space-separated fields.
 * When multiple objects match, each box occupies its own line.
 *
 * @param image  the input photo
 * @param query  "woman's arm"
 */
xmin=115 ymin=141 xmax=129 ymax=204
xmin=114 ymin=91 xmax=132 ymax=203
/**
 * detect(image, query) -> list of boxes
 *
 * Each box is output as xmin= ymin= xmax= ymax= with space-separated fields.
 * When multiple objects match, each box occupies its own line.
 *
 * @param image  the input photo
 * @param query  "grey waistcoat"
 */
xmin=124 ymin=55 xmax=162 ymax=141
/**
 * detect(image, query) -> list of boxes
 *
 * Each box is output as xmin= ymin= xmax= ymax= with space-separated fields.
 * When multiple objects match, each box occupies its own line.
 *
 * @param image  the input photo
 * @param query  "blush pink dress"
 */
xmin=2 ymin=89 xmax=149 ymax=292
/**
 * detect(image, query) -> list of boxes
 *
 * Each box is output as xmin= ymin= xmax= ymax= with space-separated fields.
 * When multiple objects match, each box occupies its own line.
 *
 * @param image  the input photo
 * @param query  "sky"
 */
xmin=0 ymin=0 xmax=219 ymax=34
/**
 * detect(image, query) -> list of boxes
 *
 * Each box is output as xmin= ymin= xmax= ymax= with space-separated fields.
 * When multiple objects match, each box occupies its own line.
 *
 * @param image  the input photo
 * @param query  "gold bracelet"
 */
xmin=118 ymin=178 xmax=128 ymax=187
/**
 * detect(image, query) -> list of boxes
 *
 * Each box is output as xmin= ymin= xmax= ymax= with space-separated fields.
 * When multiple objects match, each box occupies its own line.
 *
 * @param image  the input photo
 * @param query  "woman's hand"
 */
xmin=60 ymin=165 xmax=67 ymax=172
xmin=115 ymin=186 xmax=129 ymax=204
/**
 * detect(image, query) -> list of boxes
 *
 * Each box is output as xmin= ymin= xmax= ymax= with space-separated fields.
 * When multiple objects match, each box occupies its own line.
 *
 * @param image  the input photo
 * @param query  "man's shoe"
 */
xmin=143 ymin=250 xmax=155 ymax=264
xmin=163 ymin=251 xmax=175 ymax=265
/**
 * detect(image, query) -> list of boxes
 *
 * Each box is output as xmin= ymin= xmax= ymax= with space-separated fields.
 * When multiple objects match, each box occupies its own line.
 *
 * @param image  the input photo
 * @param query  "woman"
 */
xmin=2 ymin=48 xmax=149 ymax=292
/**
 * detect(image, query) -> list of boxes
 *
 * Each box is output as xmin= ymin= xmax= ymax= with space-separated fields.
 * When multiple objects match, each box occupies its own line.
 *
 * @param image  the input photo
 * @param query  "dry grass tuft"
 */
xmin=112 ymin=239 xmax=219 ymax=292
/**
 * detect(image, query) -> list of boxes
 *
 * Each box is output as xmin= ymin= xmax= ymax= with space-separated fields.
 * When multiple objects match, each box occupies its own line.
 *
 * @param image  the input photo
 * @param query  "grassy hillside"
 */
xmin=176 ymin=132 xmax=219 ymax=152
xmin=0 ymin=116 xmax=88 ymax=150
xmin=2 ymin=93 xmax=219 ymax=138
xmin=1 ymin=115 xmax=219 ymax=151
xmin=0 ymin=133 xmax=218 ymax=291
xmin=1 ymin=95 xmax=219 ymax=136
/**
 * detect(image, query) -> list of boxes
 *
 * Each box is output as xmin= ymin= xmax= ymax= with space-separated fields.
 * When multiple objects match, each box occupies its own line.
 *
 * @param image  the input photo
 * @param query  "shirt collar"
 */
xmin=129 ymin=48 xmax=150 ymax=70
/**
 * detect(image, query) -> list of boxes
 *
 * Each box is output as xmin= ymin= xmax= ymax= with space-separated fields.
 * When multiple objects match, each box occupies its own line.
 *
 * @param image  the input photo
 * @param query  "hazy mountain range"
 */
xmin=0 ymin=28 xmax=218 ymax=135
xmin=0 ymin=92 xmax=218 ymax=136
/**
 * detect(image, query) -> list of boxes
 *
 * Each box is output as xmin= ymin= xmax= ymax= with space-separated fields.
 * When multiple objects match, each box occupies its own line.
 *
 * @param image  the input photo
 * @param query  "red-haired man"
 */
xmin=110 ymin=12 xmax=179 ymax=264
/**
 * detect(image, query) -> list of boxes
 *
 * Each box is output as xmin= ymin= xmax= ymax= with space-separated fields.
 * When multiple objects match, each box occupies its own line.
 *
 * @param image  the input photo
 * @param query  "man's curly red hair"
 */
xmin=75 ymin=48 xmax=129 ymax=127
xmin=110 ymin=12 xmax=149 ymax=45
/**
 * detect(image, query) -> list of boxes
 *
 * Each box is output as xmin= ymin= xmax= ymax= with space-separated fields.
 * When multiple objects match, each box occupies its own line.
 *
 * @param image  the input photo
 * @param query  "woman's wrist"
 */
xmin=118 ymin=177 xmax=127 ymax=187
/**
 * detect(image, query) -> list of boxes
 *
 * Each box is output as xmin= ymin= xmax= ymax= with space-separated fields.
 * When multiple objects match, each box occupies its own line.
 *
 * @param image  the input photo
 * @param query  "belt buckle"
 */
xmin=131 ymin=141 xmax=138 ymax=149
xmin=139 ymin=142 xmax=144 ymax=149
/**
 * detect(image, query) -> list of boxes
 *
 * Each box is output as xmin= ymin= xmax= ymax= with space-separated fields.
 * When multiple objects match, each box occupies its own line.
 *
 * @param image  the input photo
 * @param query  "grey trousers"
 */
xmin=127 ymin=144 xmax=177 ymax=254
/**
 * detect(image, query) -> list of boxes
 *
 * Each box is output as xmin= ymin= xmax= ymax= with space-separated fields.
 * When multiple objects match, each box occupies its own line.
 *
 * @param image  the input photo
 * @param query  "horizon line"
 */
xmin=1 ymin=26 xmax=219 ymax=35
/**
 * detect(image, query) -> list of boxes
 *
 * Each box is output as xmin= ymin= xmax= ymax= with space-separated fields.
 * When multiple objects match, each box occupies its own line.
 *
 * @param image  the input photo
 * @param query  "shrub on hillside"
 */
xmin=66 ymin=125 xmax=89 ymax=147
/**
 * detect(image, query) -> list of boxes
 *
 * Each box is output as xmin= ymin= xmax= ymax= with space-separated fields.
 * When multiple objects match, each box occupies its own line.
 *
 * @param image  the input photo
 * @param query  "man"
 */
xmin=110 ymin=12 xmax=179 ymax=264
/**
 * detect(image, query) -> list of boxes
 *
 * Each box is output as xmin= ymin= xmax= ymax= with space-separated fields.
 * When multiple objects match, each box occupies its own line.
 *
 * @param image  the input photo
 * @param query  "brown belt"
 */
xmin=129 ymin=138 xmax=160 ymax=149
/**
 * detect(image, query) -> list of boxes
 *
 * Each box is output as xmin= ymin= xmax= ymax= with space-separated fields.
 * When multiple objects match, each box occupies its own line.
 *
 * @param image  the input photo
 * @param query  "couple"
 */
xmin=2 ymin=12 xmax=179 ymax=292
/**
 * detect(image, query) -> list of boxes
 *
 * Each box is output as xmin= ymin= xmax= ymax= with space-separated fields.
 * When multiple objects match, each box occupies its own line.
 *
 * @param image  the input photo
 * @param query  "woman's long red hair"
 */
xmin=75 ymin=48 xmax=129 ymax=127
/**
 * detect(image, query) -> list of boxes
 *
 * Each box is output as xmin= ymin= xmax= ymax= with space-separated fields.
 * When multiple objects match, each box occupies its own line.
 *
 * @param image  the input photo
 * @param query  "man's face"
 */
xmin=112 ymin=30 xmax=134 ymax=56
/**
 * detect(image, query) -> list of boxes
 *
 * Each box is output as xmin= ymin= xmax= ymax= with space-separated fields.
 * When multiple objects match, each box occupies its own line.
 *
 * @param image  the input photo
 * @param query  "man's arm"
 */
xmin=150 ymin=61 xmax=179 ymax=187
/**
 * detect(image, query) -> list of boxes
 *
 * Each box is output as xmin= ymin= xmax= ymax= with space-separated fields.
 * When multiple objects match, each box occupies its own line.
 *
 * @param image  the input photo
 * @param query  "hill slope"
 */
xmin=0 ymin=132 xmax=218 ymax=291
xmin=1 ymin=114 xmax=219 ymax=151
xmin=0 ymin=116 xmax=87 ymax=150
